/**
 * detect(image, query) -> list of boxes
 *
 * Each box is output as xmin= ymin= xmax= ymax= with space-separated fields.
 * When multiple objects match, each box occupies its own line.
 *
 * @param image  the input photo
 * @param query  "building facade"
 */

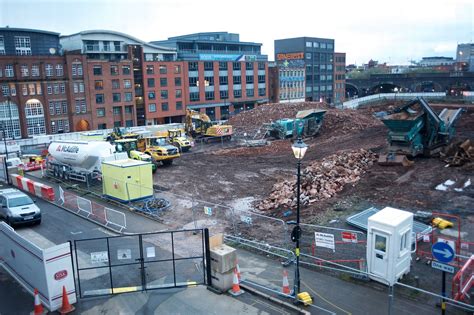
xmin=275 ymin=52 xmax=305 ymax=103
xmin=333 ymin=52 xmax=346 ymax=105
xmin=275 ymin=37 xmax=335 ymax=103
xmin=456 ymin=43 xmax=474 ymax=72
xmin=152 ymin=32 xmax=269 ymax=120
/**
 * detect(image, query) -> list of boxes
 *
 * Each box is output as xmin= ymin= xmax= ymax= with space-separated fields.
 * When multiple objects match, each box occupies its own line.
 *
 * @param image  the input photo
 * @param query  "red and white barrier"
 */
xmin=9 ymin=174 xmax=55 ymax=201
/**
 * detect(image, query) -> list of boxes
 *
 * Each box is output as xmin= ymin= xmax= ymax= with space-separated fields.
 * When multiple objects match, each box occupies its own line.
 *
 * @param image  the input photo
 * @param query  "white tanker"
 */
xmin=46 ymin=140 xmax=127 ymax=182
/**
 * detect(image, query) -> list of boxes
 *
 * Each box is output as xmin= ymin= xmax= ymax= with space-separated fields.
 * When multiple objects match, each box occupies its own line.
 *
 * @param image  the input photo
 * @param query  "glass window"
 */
xmin=123 ymin=79 xmax=132 ymax=89
xmin=189 ymin=77 xmax=197 ymax=87
xmin=113 ymin=93 xmax=121 ymax=102
xmin=313 ymin=42 xmax=319 ymax=48
xmin=60 ymin=83 xmax=65 ymax=94
xmin=174 ymin=65 xmax=181 ymax=74
xmin=258 ymin=88 xmax=266 ymax=96
xmin=148 ymin=91 xmax=156 ymax=100
xmin=189 ymin=92 xmax=199 ymax=101
xmin=160 ymin=90 xmax=168 ymax=99
xmin=306 ymin=53 xmax=312 ymax=60
xmin=112 ymin=79 xmax=120 ymax=89
xmin=219 ymin=76 xmax=228 ymax=85
xmin=175 ymin=77 xmax=181 ymax=86
xmin=146 ymin=65 xmax=154 ymax=74
xmin=205 ymin=91 xmax=215 ymax=100
xmin=147 ymin=78 xmax=155 ymax=87
xmin=45 ymin=64 xmax=53 ymax=76
xmin=95 ymin=80 xmax=104 ymax=90
xmin=233 ymin=76 xmax=241 ymax=84
xmin=149 ymin=103 xmax=156 ymax=112
xmin=188 ymin=62 xmax=198 ymax=71
xmin=219 ymin=62 xmax=228 ymax=70
xmin=14 ymin=36 xmax=31 ymax=55
xmin=93 ymin=65 xmax=102 ymax=75
xmin=160 ymin=78 xmax=167 ymax=87
xmin=233 ymin=89 xmax=241 ymax=98
xmin=321 ymin=43 xmax=327 ymax=49
xmin=122 ymin=65 xmax=131 ymax=75
xmin=125 ymin=105 xmax=133 ymax=114
xmin=327 ymin=43 xmax=333 ymax=49
xmin=176 ymin=101 xmax=183 ymax=110
xmin=245 ymin=62 xmax=254 ymax=70
xmin=21 ymin=65 xmax=29 ymax=77
xmin=161 ymin=103 xmax=169 ymax=111
xmin=219 ymin=90 xmax=228 ymax=99
xmin=258 ymin=62 xmax=265 ymax=70
xmin=306 ymin=41 xmax=312 ymax=47
xmin=375 ymin=234 xmax=387 ymax=252
xmin=246 ymin=88 xmax=254 ymax=97
xmin=96 ymin=94 xmax=104 ymax=103
xmin=204 ymin=62 xmax=213 ymax=71
xmin=97 ymin=108 xmax=105 ymax=117
xmin=31 ymin=64 xmax=39 ymax=76
xmin=246 ymin=75 xmax=254 ymax=84
xmin=56 ymin=64 xmax=63 ymax=76
xmin=124 ymin=92 xmax=133 ymax=102
xmin=113 ymin=106 xmax=121 ymax=115
xmin=110 ymin=65 xmax=119 ymax=75
xmin=258 ymin=75 xmax=265 ymax=83
xmin=232 ymin=62 xmax=241 ymax=70
xmin=175 ymin=89 xmax=182 ymax=98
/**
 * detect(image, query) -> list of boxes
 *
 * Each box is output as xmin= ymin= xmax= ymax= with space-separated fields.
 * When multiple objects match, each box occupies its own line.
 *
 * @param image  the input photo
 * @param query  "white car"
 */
xmin=0 ymin=188 xmax=41 ymax=226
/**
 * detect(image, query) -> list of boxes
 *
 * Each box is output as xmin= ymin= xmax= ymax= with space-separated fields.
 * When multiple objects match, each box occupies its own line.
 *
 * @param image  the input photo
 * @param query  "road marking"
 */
xmin=302 ymin=279 xmax=352 ymax=315
xmin=70 ymin=231 xmax=83 ymax=235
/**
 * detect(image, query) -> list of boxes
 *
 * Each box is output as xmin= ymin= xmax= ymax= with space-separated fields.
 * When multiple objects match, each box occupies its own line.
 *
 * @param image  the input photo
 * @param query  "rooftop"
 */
xmin=0 ymin=27 xmax=59 ymax=36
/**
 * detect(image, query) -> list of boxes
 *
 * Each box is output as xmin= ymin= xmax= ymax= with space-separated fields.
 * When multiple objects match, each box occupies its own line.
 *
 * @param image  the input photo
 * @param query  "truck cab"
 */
xmin=137 ymin=137 xmax=180 ymax=166
xmin=113 ymin=139 xmax=157 ymax=173
xmin=167 ymin=129 xmax=193 ymax=152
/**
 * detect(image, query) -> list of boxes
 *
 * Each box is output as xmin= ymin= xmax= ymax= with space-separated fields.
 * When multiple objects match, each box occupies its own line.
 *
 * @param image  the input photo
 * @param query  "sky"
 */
xmin=1 ymin=0 xmax=473 ymax=65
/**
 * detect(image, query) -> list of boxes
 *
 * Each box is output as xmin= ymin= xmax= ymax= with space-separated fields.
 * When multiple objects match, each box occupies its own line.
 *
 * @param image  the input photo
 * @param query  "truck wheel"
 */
xmin=162 ymin=159 xmax=173 ymax=166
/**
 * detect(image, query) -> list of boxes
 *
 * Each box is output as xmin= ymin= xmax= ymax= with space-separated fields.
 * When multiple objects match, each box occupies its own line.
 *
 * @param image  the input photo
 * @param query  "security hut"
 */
xmin=367 ymin=207 xmax=413 ymax=285
xmin=102 ymin=159 xmax=153 ymax=202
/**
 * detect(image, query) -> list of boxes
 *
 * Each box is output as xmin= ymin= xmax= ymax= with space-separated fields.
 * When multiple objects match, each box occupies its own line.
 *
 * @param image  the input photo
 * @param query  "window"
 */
xmin=45 ymin=64 xmax=53 ymax=76
xmin=55 ymin=101 xmax=61 ymax=115
xmin=232 ymin=62 xmax=241 ymax=70
xmin=93 ymin=65 xmax=102 ymax=75
xmin=313 ymin=42 xmax=320 ymax=48
xmin=14 ymin=36 xmax=31 ymax=55
xmin=113 ymin=106 xmax=121 ymax=115
xmin=161 ymin=90 xmax=168 ymax=99
xmin=53 ymin=83 xmax=59 ymax=94
xmin=125 ymin=105 xmax=133 ymax=114
xmin=188 ymin=62 xmax=198 ymax=71
xmin=1 ymin=85 xmax=9 ymax=97
xmin=175 ymin=77 xmax=181 ymax=86
xmin=112 ymin=79 xmax=120 ymax=89
xmin=149 ymin=103 xmax=156 ymax=112
xmin=174 ymin=65 xmax=181 ymax=74
xmin=204 ymin=62 xmax=213 ymax=71
xmin=306 ymin=53 xmax=312 ymax=60
xmin=49 ymin=101 xmax=55 ymax=115
xmin=60 ymin=83 xmax=65 ymax=94
xmin=75 ymin=99 xmax=86 ymax=113
xmin=96 ymin=94 xmax=104 ymax=104
xmin=25 ymin=100 xmax=46 ymax=136
xmin=176 ymin=101 xmax=183 ymax=110
xmin=189 ymin=77 xmax=197 ymax=87
xmin=0 ymin=36 xmax=4 ymax=55
xmin=122 ymin=65 xmax=131 ymax=75
xmin=400 ymin=231 xmax=410 ymax=252
xmin=56 ymin=64 xmax=63 ymax=76
xmin=47 ymin=84 xmax=52 ymax=94
xmin=219 ymin=76 xmax=228 ymax=85
xmin=79 ymin=83 xmax=84 ymax=93
xmin=306 ymin=41 xmax=312 ymax=48
xmin=110 ymin=65 xmax=119 ymax=75
xmin=205 ymin=91 xmax=215 ymax=100
xmin=245 ymin=75 xmax=254 ymax=84
xmin=125 ymin=120 xmax=133 ymax=127
xmin=219 ymin=62 xmax=228 ymax=70
xmin=219 ymin=90 xmax=228 ymax=99
xmin=113 ymin=93 xmax=121 ymax=102
xmin=95 ymin=80 xmax=104 ymax=90
xmin=233 ymin=76 xmax=241 ymax=84
xmin=234 ymin=89 xmax=242 ymax=98
xmin=146 ymin=65 xmax=154 ymax=74
xmin=327 ymin=43 xmax=333 ymax=49
xmin=114 ymin=121 xmax=121 ymax=127
xmin=61 ymin=100 xmax=67 ymax=114
xmin=148 ymin=91 xmax=156 ymax=100
xmin=258 ymin=88 xmax=266 ymax=96
xmin=258 ymin=62 xmax=265 ymax=70
xmin=159 ymin=65 xmax=167 ymax=74
xmin=21 ymin=65 xmax=29 ymax=77
xmin=175 ymin=89 xmax=182 ymax=98
xmin=160 ymin=78 xmax=167 ymax=87
xmin=10 ymin=84 xmax=17 ymax=96
xmin=375 ymin=234 xmax=387 ymax=252
xmin=321 ymin=43 xmax=327 ymax=49
xmin=246 ymin=88 xmax=254 ymax=97
xmin=245 ymin=62 xmax=254 ymax=70
xmin=147 ymin=78 xmax=155 ymax=87
xmin=98 ymin=123 xmax=107 ymax=129
xmin=190 ymin=92 xmax=199 ymax=101
xmin=124 ymin=92 xmax=133 ymax=102
xmin=31 ymin=64 xmax=39 ymax=76
xmin=97 ymin=108 xmax=105 ymax=117
xmin=161 ymin=103 xmax=169 ymax=111
xmin=123 ymin=79 xmax=132 ymax=89
xmin=258 ymin=75 xmax=266 ymax=83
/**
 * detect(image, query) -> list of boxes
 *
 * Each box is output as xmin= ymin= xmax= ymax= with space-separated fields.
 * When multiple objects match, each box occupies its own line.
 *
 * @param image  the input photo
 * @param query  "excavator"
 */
xmin=106 ymin=127 xmax=140 ymax=143
xmin=378 ymin=97 xmax=464 ymax=166
xmin=185 ymin=109 xmax=232 ymax=142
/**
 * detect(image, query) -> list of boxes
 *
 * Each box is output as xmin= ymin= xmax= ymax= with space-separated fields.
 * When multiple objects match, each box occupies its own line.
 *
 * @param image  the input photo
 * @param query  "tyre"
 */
xmin=174 ymin=143 xmax=181 ymax=153
xmin=35 ymin=219 xmax=41 ymax=225
xmin=6 ymin=216 xmax=13 ymax=227
xmin=162 ymin=159 xmax=173 ymax=166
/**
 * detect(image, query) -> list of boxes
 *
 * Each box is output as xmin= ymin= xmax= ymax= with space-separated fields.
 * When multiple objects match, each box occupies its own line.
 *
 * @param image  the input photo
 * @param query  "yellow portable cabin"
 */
xmin=102 ymin=159 xmax=153 ymax=202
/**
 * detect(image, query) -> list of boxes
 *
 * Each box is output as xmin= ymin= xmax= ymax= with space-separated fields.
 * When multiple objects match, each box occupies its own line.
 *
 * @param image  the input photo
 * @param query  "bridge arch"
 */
xmin=411 ymin=81 xmax=444 ymax=92
xmin=345 ymin=83 xmax=360 ymax=98
xmin=368 ymin=83 xmax=403 ymax=94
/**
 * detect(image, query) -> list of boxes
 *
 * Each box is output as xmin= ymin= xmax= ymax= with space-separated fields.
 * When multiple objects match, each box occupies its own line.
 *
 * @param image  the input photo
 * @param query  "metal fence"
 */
xmin=342 ymin=92 xmax=447 ymax=109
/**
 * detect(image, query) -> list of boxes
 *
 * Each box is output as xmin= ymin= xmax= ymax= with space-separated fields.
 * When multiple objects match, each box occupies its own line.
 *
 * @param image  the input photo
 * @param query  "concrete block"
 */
xmin=210 ymin=244 xmax=236 ymax=273
xmin=211 ymin=269 xmax=234 ymax=292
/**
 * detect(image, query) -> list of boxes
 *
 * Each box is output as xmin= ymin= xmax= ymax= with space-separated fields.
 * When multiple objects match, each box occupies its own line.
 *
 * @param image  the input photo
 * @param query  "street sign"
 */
xmin=315 ymin=232 xmax=335 ymax=251
xmin=431 ymin=261 xmax=455 ymax=274
xmin=432 ymin=242 xmax=455 ymax=263
xmin=341 ymin=231 xmax=358 ymax=243
xmin=203 ymin=206 xmax=212 ymax=216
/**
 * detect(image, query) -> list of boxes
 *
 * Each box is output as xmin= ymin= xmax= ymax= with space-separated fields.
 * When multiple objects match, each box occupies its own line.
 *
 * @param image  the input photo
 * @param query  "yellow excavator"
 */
xmin=185 ymin=109 xmax=232 ymax=142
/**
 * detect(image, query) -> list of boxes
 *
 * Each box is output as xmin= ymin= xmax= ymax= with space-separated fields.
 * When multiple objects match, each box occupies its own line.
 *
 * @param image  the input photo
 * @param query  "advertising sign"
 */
xmin=315 ymin=232 xmax=335 ymax=251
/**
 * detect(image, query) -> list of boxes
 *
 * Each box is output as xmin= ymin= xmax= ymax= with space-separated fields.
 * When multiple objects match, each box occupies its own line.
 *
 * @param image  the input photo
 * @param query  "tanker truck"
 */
xmin=46 ymin=140 xmax=128 ymax=182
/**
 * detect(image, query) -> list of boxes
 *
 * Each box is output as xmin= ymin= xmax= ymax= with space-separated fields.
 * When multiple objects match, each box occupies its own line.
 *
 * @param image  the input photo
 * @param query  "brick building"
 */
xmin=334 ymin=52 xmax=346 ymax=105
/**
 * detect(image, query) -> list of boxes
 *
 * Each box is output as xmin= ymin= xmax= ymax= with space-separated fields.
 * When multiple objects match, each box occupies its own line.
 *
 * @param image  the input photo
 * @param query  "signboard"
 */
xmin=315 ymin=232 xmax=335 ymax=251
xmin=91 ymin=251 xmax=109 ymax=263
xmin=146 ymin=247 xmax=155 ymax=258
xmin=431 ymin=261 xmax=455 ymax=274
xmin=199 ymin=54 xmax=247 ymax=61
xmin=432 ymin=241 xmax=455 ymax=263
xmin=276 ymin=52 xmax=304 ymax=60
xmin=341 ymin=231 xmax=358 ymax=243
xmin=117 ymin=249 xmax=131 ymax=260
xmin=204 ymin=206 xmax=212 ymax=216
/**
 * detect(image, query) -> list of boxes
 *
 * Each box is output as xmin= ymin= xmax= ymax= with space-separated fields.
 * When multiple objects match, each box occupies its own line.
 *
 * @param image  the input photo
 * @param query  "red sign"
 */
xmin=341 ymin=231 xmax=358 ymax=243
xmin=54 ymin=270 xmax=68 ymax=281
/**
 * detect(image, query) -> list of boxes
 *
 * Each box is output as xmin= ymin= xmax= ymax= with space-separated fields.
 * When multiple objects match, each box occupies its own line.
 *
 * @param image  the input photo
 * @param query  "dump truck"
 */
xmin=265 ymin=108 xmax=327 ymax=139
xmin=136 ymin=136 xmax=180 ymax=166
xmin=156 ymin=129 xmax=193 ymax=153
xmin=378 ymin=97 xmax=464 ymax=166
xmin=113 ymin=138 xmax=157 ymax=173
xmin=185 ymin=109 xmax=232 ymax=142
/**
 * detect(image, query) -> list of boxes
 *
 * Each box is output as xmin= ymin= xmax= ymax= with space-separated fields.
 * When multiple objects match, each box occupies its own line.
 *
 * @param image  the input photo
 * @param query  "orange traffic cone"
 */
xmin=59 ymin=286 xmax=75 ymax=314
xmin=282 ymin=270 xmax=291 ymax=295
xmin=228 ymin=267 xmax=244 ymax=296
xmin=33 ymin=288 xmax=44 ymax=315
xmin=235 ymin=259 xmax=241 ymax=282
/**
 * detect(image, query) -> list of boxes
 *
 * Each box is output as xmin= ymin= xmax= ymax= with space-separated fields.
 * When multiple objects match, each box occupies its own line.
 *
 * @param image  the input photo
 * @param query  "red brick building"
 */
xmin=334 ymin=52 xmax=346 ymax=105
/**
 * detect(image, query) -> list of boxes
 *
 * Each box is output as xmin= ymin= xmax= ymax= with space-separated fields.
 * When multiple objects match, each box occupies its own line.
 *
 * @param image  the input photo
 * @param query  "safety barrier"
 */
xmin=9 ymin=174 xmax=55 ymax=201
xmin=342 ymin=92 xmax=447 ymax=109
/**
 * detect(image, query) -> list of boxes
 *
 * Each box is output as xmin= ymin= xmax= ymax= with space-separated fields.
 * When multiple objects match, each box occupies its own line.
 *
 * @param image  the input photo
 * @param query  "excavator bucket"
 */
xmin=378 ymin=153 xmax=414 ymax=167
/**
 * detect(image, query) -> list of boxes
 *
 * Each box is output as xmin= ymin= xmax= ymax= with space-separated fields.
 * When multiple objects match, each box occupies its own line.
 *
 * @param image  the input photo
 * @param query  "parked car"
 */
xmin=0 ymin=188 xmax=41 ymax=226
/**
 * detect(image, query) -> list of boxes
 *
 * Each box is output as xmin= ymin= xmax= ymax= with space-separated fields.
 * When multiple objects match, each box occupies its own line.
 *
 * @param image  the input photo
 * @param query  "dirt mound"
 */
xmin=256 ymin=149 xmax=377 ymax=211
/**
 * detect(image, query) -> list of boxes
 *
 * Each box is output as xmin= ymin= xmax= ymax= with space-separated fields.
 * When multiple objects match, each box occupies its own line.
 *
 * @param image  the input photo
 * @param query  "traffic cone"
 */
xmin=228 ymin=267 xmax=244 ymax=296
xmin=235 ymin=259 xmax=241 ymax=282
xmin=59 ymin=286 xmax=75 ymax=314
xmin=282 ymin=270 xmax=291 ymax=295
xmin=32 ymin=288 xmax=44 ymax=315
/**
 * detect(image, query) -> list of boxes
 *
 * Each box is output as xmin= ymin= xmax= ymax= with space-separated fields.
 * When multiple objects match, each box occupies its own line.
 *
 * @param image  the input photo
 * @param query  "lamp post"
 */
xmin=291 ymin=137 xmax=308 ymax=297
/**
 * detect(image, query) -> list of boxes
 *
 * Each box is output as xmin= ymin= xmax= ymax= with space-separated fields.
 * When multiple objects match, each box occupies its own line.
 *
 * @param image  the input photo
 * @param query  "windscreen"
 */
xmin=8 ymin=195 xmax=34 ymax=207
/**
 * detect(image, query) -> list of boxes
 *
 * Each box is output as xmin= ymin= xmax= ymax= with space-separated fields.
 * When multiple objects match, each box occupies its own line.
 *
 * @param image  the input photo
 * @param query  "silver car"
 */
xmin=0 ymin=188 xmax=41 ymax=226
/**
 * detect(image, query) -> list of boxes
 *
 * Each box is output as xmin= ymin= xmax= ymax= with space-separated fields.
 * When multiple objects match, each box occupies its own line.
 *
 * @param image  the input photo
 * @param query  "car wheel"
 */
xmin=36 ymin=219 xmax=41 ymax=225
xmin=6 ymin=217 xmax=13 ymax=227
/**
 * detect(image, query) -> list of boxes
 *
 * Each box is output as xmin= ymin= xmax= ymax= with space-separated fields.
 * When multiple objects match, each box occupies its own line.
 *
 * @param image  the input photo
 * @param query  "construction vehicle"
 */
xmin=264 ymin=109 xmax=327 ymax=139
xmin=113 ymin=138 xmax=157 ymax=173
xmin=106 ymin=127 xmax=140 ymax=142
xmin=136 ymin=136 xmax=180 ymax=166
xmin=167 ymin=129 xmax=193 ymax=152
xmin=378 ymin=97 xmax=464 ymax=166
xmin=185 ymin=109 xmax=232 ymax=142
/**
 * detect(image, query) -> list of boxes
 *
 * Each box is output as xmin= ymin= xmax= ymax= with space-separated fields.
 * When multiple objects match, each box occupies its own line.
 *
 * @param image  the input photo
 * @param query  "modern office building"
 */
xmin=333 ymin=52 xmax=346 ymax=105
xmin=152 ymin=32 xmax=269 ymax=119
xmin=275 ymin=37 xmax=335 ymax=103
xmin=418 ymin=56 xmax=454 ymax=67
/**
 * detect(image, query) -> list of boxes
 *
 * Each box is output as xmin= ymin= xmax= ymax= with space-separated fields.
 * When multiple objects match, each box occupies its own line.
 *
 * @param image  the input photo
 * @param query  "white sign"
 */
xmin=204 ymin=206 xmax=212 ymax=216
xmin=117 ymin=249 xmax=131 ymax=260
xmin=91 ymin=251 xmax=109 ymax=263
xmin=431 ymin=261 xmax=455 ymax=274
xmin=146 ymin=247 xmax=155 ymax=258
xmin=240 ymin=215 xmax=253 ymax=225
xmin=315 ymin=232 xmax=335 ymax=251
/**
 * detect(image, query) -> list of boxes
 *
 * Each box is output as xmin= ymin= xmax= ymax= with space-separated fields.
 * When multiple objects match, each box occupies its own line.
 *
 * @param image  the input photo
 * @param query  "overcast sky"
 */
xmin=1 ymin=0 xmax=473 ymax=65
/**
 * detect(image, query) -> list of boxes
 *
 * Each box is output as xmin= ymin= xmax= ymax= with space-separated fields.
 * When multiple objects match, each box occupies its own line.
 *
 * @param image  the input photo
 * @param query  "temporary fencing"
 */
xmin=9 ymin=173 xmax=55 ymax=201
xmin=59 ymin=186 xmax=126 ymax=232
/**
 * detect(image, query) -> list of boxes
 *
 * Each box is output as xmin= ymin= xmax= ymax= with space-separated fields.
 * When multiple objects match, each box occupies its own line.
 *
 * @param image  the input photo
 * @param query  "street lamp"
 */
xmin=291 ymin=137 xmax=308 ymax=297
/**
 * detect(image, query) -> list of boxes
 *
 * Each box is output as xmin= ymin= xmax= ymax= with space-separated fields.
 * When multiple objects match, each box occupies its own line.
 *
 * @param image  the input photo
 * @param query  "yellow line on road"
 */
xmin=301 ymin=280 xmax=352 ymax=315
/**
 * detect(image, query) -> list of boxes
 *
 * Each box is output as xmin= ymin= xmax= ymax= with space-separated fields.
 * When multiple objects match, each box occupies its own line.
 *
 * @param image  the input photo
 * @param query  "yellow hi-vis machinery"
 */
xmin=102 ymin=159 xmax=153 ymax=202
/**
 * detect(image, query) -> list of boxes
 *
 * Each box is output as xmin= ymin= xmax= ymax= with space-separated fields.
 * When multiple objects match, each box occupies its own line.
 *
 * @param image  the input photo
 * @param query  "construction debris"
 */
xmin=256 ymin=149 xmax=376 ymax=211
xmin=440 ymin=139 xmax=474 ymax=167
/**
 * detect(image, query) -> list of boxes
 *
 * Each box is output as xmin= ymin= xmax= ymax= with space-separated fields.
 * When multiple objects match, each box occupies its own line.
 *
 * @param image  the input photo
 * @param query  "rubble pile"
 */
xmin=441 ymin=139 xmax=474 ymax=167
xmin=213 ymin=140 xmax=291 ymax=157
xmin=256 ymin=149 xmax=376 ymax=211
